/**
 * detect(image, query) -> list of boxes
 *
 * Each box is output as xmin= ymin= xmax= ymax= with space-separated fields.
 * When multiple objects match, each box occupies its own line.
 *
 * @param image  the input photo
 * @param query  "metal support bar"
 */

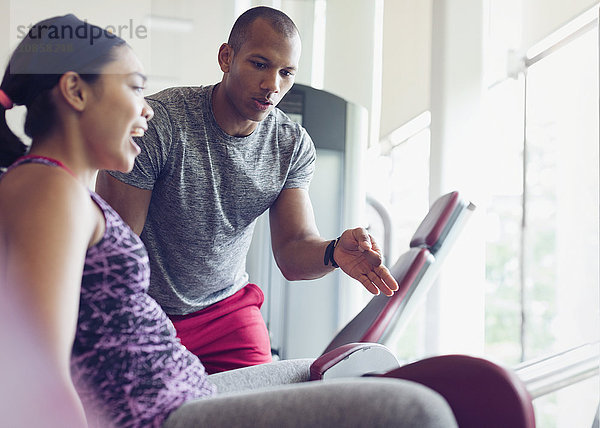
xmin=515 ymin=341 xmax=600 ymax=399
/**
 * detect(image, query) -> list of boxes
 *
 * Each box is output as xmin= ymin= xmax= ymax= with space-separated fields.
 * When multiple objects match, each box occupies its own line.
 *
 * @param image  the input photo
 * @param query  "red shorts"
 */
xmin=168 ymin=283 xmax=272 ymax=374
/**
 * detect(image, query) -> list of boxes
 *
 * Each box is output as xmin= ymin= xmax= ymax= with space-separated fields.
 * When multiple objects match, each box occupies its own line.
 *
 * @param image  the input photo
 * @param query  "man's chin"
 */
xmin=251 ymin=109 xmax=272 ymax=122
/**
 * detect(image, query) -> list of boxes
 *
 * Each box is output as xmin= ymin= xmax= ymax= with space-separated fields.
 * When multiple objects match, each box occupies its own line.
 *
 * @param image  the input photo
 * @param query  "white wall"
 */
xmin=320 ymin=0 xmax=383 ymax=147
xmin=142 ymin=1 xmax=233 ymax=92
xmin=522 ymin=0 xmax=599 ymax=50
xmin=1 ymin=1 xmax=10 ymax=66
xmin=3 ymin=1 xmax=152 ymax=66
xmin=380 ymin=0 xmax=432 ymax=139
xmin=2 ymin=0 xmax=599 ymax=143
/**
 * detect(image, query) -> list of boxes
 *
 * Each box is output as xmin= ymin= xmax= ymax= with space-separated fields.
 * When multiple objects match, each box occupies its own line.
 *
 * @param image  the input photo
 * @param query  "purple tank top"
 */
xmin=4 ymin=157 xmax=216 ymax=427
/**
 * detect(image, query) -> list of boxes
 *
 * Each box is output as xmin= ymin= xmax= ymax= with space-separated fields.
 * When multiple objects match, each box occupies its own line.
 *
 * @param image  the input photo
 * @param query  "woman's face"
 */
xmin=81 ymin=45 xmax=153 ymax=173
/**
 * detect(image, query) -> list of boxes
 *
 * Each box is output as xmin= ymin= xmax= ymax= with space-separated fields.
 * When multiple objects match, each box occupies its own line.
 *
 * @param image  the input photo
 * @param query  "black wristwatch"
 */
xmin=323 ymin=237 xmax=340 ymax=268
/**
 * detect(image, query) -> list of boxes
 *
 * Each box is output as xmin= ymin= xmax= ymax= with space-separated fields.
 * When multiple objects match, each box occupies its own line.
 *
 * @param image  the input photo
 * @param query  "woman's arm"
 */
xmin=1 ymin=167 xmax=99 ymax=426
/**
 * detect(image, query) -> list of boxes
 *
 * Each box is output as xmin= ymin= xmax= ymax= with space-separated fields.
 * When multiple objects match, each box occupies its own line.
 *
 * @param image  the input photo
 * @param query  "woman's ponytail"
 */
xmin=0 ymin=91 xmax=27 ymax=169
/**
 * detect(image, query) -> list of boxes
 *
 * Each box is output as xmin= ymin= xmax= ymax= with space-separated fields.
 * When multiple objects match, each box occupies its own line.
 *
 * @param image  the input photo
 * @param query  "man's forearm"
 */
xmin=273 ymin=236 xmax=337 ymax=281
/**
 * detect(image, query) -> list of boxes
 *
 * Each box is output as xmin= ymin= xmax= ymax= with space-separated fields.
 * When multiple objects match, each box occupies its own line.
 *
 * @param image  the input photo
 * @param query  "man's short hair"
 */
xmin=227 ymin=6 xmax=299 ymax=52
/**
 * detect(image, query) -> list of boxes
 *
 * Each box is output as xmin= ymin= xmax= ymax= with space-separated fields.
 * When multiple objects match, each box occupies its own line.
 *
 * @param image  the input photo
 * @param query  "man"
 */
xmin=96 ymin=6 xmax=398 ymax=374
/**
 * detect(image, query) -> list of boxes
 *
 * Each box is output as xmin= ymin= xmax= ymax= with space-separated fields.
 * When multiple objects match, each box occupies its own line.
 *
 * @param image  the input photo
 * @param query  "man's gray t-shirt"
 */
xmin=109 ymin=85 xmax=316 ymax=315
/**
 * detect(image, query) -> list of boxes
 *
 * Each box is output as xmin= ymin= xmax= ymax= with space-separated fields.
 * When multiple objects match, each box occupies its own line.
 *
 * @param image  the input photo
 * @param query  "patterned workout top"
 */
xmin=4 ymin=156 xmax=216 ymax=427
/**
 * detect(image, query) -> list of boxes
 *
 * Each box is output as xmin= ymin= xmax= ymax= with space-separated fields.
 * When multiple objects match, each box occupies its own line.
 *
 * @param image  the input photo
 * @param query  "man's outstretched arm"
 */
xmin=269 ymin=188 xmax=398 ymax=296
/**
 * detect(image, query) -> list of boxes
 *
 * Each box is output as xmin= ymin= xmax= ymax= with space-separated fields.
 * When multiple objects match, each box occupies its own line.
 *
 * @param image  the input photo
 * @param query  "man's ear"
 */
xmin=218 ymin=43 xmax=234 ymax=73
xmin=56 ymin=72 xmax=88 ymax=112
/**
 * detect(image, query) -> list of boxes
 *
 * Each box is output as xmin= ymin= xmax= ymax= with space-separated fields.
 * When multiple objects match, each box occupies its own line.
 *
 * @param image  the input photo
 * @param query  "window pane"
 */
xmin=484 ymin=75 xmax=526 ymax=365
xmin=524 ymin=26 xmax=600 ymax=428
xmin=484 ymin=18 xmax=599 ymax=428
xmin=525 ymin=28 xmax=600 ymax=359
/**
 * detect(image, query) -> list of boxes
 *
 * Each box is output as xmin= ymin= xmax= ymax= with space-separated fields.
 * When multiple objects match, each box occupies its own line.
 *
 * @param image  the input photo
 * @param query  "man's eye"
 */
xmin=281 ymin=70 xmax=294 ymax=77
xmin=254 ymin=62 xmax=267 ymax=69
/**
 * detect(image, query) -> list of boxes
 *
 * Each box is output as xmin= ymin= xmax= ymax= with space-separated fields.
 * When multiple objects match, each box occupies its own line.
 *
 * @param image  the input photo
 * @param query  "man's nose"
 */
xmin=261 ymin=70 xmax=281 ymax=94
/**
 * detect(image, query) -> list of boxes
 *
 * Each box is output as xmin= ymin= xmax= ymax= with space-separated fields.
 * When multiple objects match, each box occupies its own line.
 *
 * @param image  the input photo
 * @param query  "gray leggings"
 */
xmin=162 ymin=359 xmax=457 ymax=428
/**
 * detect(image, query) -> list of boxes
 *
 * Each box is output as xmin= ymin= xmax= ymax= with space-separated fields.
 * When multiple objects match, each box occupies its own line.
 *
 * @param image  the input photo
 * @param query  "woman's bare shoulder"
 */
xmin=0 ymin=164 xmax=95 ymax=240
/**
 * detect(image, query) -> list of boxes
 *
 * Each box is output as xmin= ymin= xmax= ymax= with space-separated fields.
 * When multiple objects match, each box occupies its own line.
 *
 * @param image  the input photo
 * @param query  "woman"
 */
xmin=0 ymin=14 xmax=214 ymax=427
xmin=0 ymin=14 xmax=456 ymax=428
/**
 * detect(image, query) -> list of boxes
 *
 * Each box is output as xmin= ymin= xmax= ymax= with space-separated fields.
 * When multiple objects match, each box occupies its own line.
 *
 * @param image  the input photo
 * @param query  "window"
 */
xmin=485 ymin=11 xmax=599 ymax=427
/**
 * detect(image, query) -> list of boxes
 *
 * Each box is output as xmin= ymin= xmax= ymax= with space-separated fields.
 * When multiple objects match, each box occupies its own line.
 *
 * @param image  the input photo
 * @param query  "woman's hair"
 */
xmin=0 ymin=14 xmax=127 ymax=169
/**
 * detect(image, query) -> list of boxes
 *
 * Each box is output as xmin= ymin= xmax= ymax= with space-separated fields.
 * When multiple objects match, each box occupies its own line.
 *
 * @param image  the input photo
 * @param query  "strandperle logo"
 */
xmin=15 ymin=19 xmax=148 ymax=45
